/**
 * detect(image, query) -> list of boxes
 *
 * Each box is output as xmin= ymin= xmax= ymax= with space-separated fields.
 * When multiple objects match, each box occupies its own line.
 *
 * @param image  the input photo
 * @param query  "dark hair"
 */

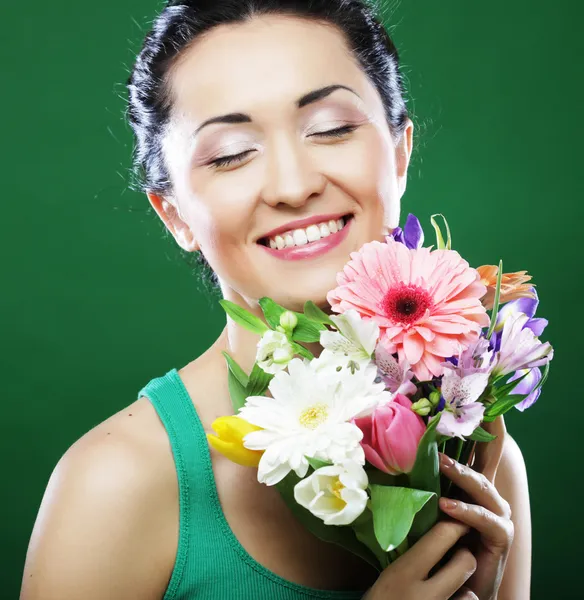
xmin=126 ymin=0 xmax=410 ymax=296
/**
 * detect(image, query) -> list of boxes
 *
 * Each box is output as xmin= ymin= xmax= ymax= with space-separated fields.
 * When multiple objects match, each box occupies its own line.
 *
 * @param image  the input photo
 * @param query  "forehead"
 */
xmin=166 ymin=14 xmax=378 ymax=125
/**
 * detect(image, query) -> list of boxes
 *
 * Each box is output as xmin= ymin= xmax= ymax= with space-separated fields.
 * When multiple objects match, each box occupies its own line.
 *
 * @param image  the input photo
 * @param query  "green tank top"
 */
xmin=137 ymin=367 xmax=369 ymax=600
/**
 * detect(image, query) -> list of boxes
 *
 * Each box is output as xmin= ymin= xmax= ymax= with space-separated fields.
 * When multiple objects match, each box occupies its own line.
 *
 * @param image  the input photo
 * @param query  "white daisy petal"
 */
xmin=240 ymin=356 xmax=387 ymax=485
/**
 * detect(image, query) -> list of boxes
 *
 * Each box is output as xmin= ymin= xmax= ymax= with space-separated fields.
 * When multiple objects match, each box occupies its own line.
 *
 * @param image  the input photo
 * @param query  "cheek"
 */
xmin=327 ymin=131 xmax=399 ymax=220
xmin=188 ymin=178 xmax=255 ymax=251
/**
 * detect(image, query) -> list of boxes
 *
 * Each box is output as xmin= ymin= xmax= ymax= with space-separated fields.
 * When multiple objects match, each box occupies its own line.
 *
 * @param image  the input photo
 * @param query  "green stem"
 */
xmin=454 ymin=437 xmax=464 ymax=463
xmin=459 ymin=439 xmax=476 ymax=468
xmin=395 ymin=537 xmax=409 ymax=557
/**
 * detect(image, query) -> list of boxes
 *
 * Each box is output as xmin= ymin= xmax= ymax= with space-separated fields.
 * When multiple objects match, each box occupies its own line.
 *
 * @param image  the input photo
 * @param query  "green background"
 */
xmin=2 ymin=0 xmax=580 ymax=597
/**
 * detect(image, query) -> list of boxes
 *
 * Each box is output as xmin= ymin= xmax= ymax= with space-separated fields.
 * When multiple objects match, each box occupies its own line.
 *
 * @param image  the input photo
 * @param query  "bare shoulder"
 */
xmin=20 ymin=396 xmax=179 ymax=600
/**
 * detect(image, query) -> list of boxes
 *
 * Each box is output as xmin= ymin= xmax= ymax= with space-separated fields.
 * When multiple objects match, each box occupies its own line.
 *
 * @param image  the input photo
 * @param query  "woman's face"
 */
xmin=149 ymin=14 xmax=413 ymax=311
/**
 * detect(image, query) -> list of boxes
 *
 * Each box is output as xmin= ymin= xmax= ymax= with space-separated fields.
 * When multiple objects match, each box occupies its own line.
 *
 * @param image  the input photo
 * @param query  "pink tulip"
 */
xmin=353 ymin=394 xmax=426 ymax=475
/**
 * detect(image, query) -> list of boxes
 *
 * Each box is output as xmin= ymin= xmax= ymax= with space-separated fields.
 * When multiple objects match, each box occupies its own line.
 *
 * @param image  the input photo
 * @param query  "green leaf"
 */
xmin=539 ymin=362 xmax=550 ymax=391
xmin=305 ymin=456 xmax=333 ymax=471
xmin=221 ymin=351 xmax=249 ymax=387
xmin=246 ymin=362 xmax=274 ymax=398
xmin=486 ymin=259 xmax=503 ymax=340
xmin=483 ymin=394 xmax=528 ymax=421
xmin=226 ymin=369 xmax=249 ymax=412
xmin=274 ymin=472 xmax=380 ymax=570
xmin=467 ymin=426 xmax=497 ymax=442
xmin=291 ymin=341 xmax=314 ymax=360
xmin=430 ymin=213 xmax=452 ymax=250
xmin=221 ymin=351 xmax=249 ymax=412
xmin=303 ymin=301 xmax=336 ymax=327
xmin=352 ymin=509 xmax=389 ymax=570
xmin=258 ymin=297 xmax=325 ymax=342
xmin=407 ymin=414 xmax=441 ymax=539
xmin=219 ymin=299 xmax=270 ymax=335
xmin=370 ymin=485 xmax=435 ymax=552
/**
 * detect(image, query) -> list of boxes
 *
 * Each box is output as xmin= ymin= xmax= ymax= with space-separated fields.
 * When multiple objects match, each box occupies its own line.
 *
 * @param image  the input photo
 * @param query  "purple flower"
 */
xmin=434 ymin=370 xmax=489 ymax=439
xmin=490 ymin=287 xmax=550 ymax=357
xmin=494 ymin=288 xmax=548 ymax=337
xmin=443 ymin=336 xmax=494 ymax=378
xmin=508 ymin=367 xmax=542 ymax=412
xmin=492 ymin=312 xmax=553 ymax=378
xmin=387 ymin=214 xmax=425 ymax=249
xmin=374 ymin=342 xmax=417 ymax=397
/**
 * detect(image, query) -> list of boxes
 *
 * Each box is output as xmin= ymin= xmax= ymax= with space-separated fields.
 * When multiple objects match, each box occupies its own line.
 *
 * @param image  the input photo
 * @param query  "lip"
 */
xmin=258 ymin=215 xmax=353 ymax=261
xmin=256 ymin=212 xmax=351 ymax=243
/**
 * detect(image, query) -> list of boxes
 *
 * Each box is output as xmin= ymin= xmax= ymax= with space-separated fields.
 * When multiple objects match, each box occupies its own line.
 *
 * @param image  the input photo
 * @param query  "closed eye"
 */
xmin=207 ymin=124 xmax=358 ymax=169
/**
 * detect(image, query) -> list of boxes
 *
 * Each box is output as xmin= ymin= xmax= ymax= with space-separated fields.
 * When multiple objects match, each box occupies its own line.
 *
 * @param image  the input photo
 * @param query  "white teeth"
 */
xmin=264 ymin=216 xmax=349 ymax=249
xmin=305 ymin=224 xmax=321 ymax=243
xmin=293 ymin=229 xmax=308 ymax=245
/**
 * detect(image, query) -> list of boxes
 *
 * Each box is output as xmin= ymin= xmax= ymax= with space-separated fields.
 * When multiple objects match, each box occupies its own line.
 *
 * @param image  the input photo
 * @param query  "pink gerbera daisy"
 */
xmin=327 ymin=238 xmax=490 ymax=381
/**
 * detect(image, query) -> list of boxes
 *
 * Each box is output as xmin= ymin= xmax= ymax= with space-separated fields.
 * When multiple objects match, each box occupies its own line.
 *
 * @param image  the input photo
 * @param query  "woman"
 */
xmin=20 ymin=1 xmax=530 ymax=598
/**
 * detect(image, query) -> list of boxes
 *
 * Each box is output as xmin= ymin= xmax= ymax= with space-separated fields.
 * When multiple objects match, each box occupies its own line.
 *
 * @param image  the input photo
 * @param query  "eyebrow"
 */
xmin=192 ymin=84 xmax=361 ymax=137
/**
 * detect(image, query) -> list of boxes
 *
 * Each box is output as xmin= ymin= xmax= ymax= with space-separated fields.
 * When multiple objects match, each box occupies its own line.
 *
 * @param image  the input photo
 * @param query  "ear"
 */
xmin=395 ymin=118 xmax=414 ymax=198
xmin=146 ymin=192 xmax=200 ymax=252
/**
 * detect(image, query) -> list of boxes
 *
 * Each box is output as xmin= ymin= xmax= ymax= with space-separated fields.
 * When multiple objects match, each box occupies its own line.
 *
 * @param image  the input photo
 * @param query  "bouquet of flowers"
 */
xmin=207 ymin=213 xmax=553 ymax=570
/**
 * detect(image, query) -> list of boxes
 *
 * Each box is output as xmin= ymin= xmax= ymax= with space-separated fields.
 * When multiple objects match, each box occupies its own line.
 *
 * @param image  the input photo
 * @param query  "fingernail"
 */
xmin=440 ymin=453 xmax=455 ymax=468
xmin=440 ymin=498 xmax=458 ymax=511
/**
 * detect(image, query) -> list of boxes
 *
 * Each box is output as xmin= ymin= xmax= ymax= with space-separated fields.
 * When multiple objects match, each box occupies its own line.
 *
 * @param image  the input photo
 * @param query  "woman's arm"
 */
xmin=494 ymin=434 xmax=532 ymax=600
xmin=20 ymin=407 xmax=177 ymax=600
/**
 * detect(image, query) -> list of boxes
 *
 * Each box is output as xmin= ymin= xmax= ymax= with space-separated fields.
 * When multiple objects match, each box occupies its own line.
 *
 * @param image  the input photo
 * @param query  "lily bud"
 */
xmin=429 ymin=390 xmax=441 ymax=406
xmin=279 ymin=310 xmax=298 ymax=333
xmin=411 ymin=398 xmax=432 ymax=416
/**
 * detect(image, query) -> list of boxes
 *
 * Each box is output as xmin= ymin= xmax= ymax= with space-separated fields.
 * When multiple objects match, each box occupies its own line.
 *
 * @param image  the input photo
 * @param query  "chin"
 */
xmin=262 ymin=263 xmax=345 ymax=313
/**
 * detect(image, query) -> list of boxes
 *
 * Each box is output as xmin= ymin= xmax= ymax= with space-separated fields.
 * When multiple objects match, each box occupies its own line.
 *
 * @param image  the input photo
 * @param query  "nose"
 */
xmin=260 ymin=135 xmax=327 ymax=209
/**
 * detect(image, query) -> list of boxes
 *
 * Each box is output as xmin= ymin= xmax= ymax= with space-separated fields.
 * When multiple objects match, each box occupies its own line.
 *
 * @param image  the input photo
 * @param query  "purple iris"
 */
xmin=387 ymin=213 xmax=425 ymax=249
xmin=489 ymin=288 xmax=549 ymax=411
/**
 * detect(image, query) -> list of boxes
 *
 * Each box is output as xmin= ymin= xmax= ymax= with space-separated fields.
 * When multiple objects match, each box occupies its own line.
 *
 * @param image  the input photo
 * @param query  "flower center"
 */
xmin=381 ymin=284 xmax=433 ymax=325
xmin=330 ymin=478 xmax=345 ymax=500
xmin=299 ymin=403 xmax=329 ymax=429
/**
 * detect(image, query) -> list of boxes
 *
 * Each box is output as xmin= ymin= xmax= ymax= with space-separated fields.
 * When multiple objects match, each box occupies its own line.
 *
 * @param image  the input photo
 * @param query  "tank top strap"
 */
xmin=137 ymin=367 xmax=222 ymax=599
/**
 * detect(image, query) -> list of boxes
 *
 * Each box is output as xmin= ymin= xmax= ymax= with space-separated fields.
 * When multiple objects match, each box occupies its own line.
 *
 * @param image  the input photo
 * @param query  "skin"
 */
xmin=20 ymin=15 xmax=531 ymax=599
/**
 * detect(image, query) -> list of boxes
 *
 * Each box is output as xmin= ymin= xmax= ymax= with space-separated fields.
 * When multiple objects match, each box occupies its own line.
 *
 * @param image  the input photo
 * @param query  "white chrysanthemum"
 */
xmin=316 ymin=309 xmax=380 ymax=373
xmin=239 ymin=357 xmax=392 ymax=485
xmin=294 ymin=459 xmax=369 ymax=525
xmin=256 ymin=330 xmax=295 ymax=374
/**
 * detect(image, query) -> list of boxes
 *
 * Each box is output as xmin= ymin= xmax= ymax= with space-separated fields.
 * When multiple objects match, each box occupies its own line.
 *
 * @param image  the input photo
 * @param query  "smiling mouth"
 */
xmin=257 ymin=214 xmax=354 ymax=249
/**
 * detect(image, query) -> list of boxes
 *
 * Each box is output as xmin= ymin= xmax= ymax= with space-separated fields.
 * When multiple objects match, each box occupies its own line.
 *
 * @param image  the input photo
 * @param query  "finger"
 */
xmin=439 ymin=498 xmax=514 ymax=550
xmin=472 ymin=415 xmax=506 ymax=482
xmin=439 ymin=453 xmax=511 ymax=518
xmin=426 ymin=547 xmax=477 ymax=599
xmin=403 ymin=520 xmax=471 ymax=576
xmin=452 ymin=586 xmax=479 ymax=599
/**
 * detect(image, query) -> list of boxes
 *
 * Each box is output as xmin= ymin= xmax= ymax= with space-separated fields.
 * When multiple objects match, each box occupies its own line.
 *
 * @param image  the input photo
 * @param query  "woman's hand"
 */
xmin=438 ymin=416 xmax=514 ymax=600
xmin=362 ymin=520 xmax=478 ymax=600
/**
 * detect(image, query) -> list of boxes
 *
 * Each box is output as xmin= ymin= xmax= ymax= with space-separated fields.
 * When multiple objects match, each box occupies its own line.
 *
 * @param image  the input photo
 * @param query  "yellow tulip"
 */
xmin=206 ymin=416 xmax=264 ymax=467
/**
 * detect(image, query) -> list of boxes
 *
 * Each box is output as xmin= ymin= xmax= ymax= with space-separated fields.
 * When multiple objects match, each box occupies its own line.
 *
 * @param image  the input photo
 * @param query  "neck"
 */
xmin=212 ymin=286 xmax=325 ymax=379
